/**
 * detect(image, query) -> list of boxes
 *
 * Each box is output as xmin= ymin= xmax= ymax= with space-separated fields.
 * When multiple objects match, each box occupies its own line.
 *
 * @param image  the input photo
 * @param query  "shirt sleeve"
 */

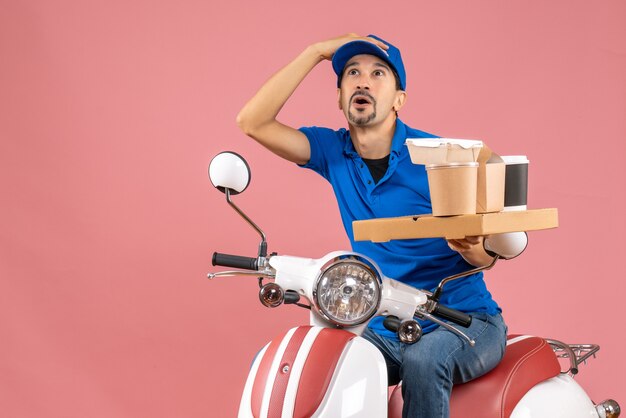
xmin=297 ymin=126 xmax=336 ymax=181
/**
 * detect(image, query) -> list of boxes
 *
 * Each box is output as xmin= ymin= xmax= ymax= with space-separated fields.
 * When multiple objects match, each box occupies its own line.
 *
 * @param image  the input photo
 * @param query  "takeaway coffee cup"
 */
xmin=501 ymin=156 xmax=529 ymax=211
xmin=426 ymin=162 xmax=478 ymax=216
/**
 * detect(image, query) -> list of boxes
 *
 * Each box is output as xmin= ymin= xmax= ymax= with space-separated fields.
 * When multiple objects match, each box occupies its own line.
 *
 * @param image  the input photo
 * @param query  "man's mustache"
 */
xmin=350 ymin=91 xmax=376 ymax=104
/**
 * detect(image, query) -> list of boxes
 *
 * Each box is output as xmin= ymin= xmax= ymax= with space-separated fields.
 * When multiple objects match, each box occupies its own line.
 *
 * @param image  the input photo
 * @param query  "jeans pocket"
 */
xmin=487 ymin=313 xmax=507 ymax=333
xmin=484 ymin=313 xmax=508 ymax=356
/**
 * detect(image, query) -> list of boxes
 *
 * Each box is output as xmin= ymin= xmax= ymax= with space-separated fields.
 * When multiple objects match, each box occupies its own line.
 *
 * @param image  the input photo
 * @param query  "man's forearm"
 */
xmin=447 ymin=236 xmax=496 ymax=267
xmin=459 ymin=245 xmax=495 ymax=267
xmin=236 ymin=45 xmax=324 ymax=135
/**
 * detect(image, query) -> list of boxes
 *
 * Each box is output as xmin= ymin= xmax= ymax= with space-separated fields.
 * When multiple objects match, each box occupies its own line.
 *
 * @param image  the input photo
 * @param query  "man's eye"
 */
xmin=348 ymin=69 xmax=358 ymax=76
xmin=374 ymin=70 xmax=384 ymax=76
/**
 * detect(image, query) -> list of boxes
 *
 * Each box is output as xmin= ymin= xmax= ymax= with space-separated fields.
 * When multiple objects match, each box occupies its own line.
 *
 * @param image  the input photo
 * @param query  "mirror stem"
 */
xmin=431 ymin=255 xmax=500 ymax=302
xmin=225 ymin=188 xmax=268 ymax=257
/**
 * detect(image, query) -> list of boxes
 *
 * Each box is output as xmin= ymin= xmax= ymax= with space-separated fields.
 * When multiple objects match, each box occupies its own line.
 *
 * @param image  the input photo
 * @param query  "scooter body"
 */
xmin=511 ymin=375 xmax=598 ymax=418
xmin=239 ymin=329 xmax=603 ymax=418
xmin=239 ymin=326 xmax=387 ymax=418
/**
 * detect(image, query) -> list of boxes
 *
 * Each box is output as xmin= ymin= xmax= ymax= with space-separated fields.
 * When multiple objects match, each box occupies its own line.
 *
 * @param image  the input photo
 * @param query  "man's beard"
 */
xmin=347 ymin=91 xmax=377 ymax=126
xmin=348 ymin=108 xmax=377 ymax=126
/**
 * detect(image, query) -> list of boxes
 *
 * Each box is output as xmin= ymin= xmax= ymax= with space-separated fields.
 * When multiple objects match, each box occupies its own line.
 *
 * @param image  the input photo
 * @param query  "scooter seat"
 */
xmin=388 ymin=335 xmax=562 ymax=418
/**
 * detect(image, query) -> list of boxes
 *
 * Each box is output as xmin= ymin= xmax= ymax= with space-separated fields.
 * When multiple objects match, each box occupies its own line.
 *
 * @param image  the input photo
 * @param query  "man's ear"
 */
xmin=393 ymin=91 xmax=407 ymax=112
xmin=337 ymin=88 xmax=343 ymax=110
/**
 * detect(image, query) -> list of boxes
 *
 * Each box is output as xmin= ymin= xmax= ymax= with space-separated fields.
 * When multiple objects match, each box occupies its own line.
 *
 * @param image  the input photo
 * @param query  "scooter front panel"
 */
xmin=254 ymin=327 xmax=303 ymax=417
xmin=240 ymin=326 xmax=378 ymax=418
xmin=287 ymin=328 xmax=358 ymax=416
xmin=266 ymin=326 xmax=318 ymax=417
xmin=238 ymin=326 xmax=307 ymax=418
xmin=239 ymin=343 xmax=269 ymax=418
xmin=311 ymin=336 xmax=388 ymax=418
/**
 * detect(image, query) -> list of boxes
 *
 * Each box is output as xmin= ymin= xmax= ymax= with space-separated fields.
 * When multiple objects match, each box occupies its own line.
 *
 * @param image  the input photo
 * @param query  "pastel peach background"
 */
xmin=1 ymin=1 xmax=624 ymax=416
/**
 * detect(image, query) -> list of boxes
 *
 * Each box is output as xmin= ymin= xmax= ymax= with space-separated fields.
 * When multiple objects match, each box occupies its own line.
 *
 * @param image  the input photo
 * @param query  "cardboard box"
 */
xmin=476 ymin=145 xmax=505 ymax=213
xmin=406 ymin=138 xmax=483 ymax=164
xmin=406 ymin=138 xmax=505 ymax=215
xmin=352 ymin=208 xmax=558 ymax=241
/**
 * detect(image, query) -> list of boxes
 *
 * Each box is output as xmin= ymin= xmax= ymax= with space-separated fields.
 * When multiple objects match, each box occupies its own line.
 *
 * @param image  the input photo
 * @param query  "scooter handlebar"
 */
xmin=212 ymin=252 xmax=258 ymax=270
xmin=383 ymin=315 xmax=402 ymax=332
xmin=431 ymin=304 xmax=472 ymax=328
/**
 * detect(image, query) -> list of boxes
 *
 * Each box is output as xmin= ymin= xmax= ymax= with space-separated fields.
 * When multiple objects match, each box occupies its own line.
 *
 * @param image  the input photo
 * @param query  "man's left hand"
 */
xmin=447 ymin=236 xmax=495 ymax=267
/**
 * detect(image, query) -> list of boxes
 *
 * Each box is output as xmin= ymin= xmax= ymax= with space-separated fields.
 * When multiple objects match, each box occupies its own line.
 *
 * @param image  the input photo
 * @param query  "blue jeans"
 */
xmin=362 ymin=312 xmax=507 ymax=418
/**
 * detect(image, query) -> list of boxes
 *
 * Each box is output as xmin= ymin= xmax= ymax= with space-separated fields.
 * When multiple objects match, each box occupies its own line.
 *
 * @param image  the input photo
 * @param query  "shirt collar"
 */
xmin=390 ymin=118 xmax=408 ymax=156
xmin=343 ymin=118 xmax=408 ymax=158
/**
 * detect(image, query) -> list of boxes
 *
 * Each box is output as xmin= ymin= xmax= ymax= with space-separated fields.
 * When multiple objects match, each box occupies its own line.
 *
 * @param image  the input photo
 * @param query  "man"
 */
xmin=237 ymin=33 xmax=507 ymax=418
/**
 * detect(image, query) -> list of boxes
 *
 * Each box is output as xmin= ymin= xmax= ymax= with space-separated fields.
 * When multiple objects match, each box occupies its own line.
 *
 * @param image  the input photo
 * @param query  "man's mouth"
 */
xmin=351 ymin=94 xmax=374 ymax=110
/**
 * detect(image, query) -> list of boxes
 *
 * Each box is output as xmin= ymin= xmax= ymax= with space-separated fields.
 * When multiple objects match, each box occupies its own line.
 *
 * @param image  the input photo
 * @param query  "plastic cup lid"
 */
xmin=500 ymin=155 xmax=529 ymax=164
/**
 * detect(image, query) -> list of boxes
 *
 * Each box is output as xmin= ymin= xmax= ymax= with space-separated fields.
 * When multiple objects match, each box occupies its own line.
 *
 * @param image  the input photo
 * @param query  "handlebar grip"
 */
xmin=432 ymin=305 xmax=472 ymax=328
xmin=212 ymin=252 xmax=258 ymax=270
xmin=383 ymin=316 xmax=402 ymax=333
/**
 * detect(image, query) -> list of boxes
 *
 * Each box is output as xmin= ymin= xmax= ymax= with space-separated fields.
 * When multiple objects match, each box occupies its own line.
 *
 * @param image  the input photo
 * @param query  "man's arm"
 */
xmin=236 ymin=34 xmax=388 ymax=165
xmin=447 ymin=236 xmax=495 ymax=267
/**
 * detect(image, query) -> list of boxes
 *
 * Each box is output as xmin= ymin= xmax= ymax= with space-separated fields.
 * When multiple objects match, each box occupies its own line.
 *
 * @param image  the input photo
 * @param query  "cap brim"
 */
xmin=332 ymin=40 xmax=392 ymax=78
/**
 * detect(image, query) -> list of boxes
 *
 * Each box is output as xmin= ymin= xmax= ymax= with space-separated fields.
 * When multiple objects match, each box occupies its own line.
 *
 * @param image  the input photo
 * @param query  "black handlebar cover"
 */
xmin=383 ymin=316 xmax=402 ymax=333
xmin=432 ymin=304 xmax=472 ymax=328
xmin=212 ymin=252 xmax=258 ymax=270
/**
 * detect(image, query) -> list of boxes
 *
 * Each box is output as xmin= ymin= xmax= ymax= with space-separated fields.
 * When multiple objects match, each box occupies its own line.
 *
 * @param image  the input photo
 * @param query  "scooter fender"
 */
xmin=510 ymin=374 xmax=598 ymax=418
xmin=239 ymin=326 xmax=388 ymax=418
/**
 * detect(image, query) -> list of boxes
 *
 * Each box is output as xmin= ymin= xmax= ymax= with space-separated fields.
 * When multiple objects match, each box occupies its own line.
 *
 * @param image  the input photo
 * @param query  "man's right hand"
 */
xmin=312 ymin=33 xmax=389 ymax=61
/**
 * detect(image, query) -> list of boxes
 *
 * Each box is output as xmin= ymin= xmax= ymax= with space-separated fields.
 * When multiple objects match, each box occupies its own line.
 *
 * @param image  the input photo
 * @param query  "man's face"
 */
xmin=338 ymin=54 xmax=406 ymax=127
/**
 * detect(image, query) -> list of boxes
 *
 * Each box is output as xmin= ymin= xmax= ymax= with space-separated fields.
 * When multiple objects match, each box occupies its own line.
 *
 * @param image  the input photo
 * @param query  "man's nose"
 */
xmin=355 ymin=74 xmax=370 ymax=90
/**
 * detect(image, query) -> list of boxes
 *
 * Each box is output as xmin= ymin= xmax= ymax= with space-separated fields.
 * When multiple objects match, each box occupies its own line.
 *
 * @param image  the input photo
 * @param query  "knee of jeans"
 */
xmin=401 ymin=351 xmax=450 ymax=381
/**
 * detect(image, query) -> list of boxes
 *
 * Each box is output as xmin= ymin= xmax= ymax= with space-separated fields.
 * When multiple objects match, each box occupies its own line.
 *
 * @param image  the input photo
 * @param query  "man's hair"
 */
xmin=338 ymin=66 xmax=403 ymax=91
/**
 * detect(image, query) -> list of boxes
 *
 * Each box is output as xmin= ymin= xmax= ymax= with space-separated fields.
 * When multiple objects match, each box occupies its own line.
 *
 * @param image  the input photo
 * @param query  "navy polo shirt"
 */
xmin=299 ymin=119 xmax=500 ymax=338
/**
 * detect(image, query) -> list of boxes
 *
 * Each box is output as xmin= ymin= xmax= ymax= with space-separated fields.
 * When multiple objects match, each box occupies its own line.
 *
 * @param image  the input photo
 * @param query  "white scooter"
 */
xmin=207 ymin=151 xmax=620 ymax=418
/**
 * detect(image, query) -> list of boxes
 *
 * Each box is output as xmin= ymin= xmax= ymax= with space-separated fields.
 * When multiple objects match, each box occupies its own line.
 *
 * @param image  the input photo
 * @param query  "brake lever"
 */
xmin=415 ymin=310 xmax=476 ymax=347
xmin=207 ymin=270 xmax=275 ymax=279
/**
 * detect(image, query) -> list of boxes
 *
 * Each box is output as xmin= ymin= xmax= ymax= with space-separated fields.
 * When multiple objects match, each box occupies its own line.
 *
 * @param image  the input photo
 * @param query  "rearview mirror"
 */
xmin=484 ymin=232 xmax=528 ymax=260
xmin=208 ymin=151 xmax=251 ymax=195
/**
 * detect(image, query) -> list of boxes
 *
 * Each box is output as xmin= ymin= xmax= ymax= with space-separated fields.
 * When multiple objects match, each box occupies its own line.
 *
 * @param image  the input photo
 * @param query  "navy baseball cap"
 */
xmin=332 ymin=34 xmax=406 ymax=90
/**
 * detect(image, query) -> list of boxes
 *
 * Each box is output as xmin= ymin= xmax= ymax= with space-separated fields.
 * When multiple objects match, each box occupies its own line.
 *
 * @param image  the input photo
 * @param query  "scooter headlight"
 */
xmin=314 ymin=255 xmax=381 ymax=326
